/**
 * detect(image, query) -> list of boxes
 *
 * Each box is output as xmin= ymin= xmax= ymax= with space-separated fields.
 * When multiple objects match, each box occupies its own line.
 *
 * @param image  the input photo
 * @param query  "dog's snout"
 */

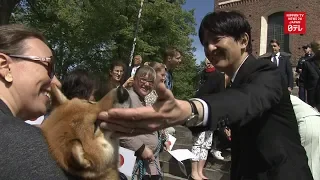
xmin=116 ymin=86 xmax=129 ymax=103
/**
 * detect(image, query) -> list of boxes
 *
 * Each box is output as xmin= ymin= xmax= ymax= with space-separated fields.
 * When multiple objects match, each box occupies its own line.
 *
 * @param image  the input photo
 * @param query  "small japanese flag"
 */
xmin=118 ymin=147 xmax=137 ymax=177
xmin=167 ymin=134 xmax=176 ymax=151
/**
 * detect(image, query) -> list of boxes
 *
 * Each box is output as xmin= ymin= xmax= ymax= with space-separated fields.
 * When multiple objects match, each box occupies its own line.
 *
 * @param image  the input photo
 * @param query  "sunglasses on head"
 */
xmin=8 ymin=54 xmax=55 ymax=79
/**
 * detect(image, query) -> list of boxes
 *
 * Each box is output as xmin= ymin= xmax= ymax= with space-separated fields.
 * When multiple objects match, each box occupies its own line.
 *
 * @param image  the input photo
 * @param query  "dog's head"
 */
xmin=41 ymin=84 xmax=130 ymax=179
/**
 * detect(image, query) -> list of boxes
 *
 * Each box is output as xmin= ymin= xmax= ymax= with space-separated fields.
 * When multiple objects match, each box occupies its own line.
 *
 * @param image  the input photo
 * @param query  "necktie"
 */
xmin=272 ymin=55 xmax=277 ymax=66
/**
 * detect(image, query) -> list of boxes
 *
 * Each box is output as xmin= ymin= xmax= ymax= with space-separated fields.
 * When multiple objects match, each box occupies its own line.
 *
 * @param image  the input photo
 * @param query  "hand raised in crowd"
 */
xmin=98 ymin=83 xmax=192 ymax=136
xmin=123 ymin=77 xmax=134 ymax=88
xmin=141 ymin=146 xmax=155 ymax=161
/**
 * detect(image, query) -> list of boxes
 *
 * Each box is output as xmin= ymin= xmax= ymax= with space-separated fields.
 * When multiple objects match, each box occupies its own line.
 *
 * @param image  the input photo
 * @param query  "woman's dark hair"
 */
xmin=61 ymin=69 xmax=97 ymax=100
xmin=199 ymin=11 xmax=252 ymax=54
xmin=0 ymin=24 xmax=46 ymax=55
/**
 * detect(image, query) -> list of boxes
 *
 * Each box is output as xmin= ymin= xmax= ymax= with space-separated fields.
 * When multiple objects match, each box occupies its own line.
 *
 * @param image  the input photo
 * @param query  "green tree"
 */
xmin=12 ymin=0 xmax=198 ymax=99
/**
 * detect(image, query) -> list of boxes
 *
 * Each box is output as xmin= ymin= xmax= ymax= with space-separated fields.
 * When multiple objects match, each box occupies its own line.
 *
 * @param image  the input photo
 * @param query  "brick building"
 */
xmin=214 ymin=0 xmax=320 ymax=66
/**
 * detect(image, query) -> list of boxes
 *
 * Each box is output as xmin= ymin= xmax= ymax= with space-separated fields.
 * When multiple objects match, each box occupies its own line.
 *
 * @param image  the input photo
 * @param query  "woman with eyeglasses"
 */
xmin=107 ymin=61 xmax=126 ymax=90
xmin=120 ymin=65 xmax=164 ymax=180
xmin=0 ymin=24 xmax=69 ymax=179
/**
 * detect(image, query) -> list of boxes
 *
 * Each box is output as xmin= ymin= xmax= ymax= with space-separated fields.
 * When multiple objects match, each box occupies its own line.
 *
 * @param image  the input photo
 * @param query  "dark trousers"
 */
xmin=307 ymin=89 xmax=316 ymax=107
xmin=298 ymin=86 xmax=306 ymax=102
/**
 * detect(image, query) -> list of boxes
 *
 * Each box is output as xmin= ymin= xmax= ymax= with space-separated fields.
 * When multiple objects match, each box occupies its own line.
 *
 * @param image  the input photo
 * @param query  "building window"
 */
xmin=267 ymin=12 xmax=290 ymax=53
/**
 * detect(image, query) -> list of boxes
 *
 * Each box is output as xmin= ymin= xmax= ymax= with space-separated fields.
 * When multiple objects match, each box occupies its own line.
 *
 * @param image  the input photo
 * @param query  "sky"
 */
xmin=182 ymin=0 xmax=214 ymax=64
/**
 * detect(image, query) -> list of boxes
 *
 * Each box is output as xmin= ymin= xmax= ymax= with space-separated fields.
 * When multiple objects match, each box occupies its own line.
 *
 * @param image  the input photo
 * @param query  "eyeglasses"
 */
xmin=113 ymin=70 xmax=124 ymax=74
xmin=139 ymin=77 xmax=154 ymax=85
xmin=8 ymin=54 xmax=55 ymax=79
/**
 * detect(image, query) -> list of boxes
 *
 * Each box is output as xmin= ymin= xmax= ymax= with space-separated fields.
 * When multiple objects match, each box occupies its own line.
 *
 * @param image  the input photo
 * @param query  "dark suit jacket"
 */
xmin=259 ymin=53 xmax=294 ymax=89
xmin=197 ymin=55 xmax=312 ymax=180
xmin=315 ymin=79 xmax=320 ymax=110
xmin=296 ymin=54 xmax=313 ymax=85
xmin=302 ymin=56 xmax=320 ymax=90
xmin=0 ymin=100 xmax=70 ymax=179
xmin=190 ymin=70 xmax=225 ymax=133
xmin=195 ymin=69 xmax=225 ymax=97
xmin=125 ymin=65 xmax=140 ymax=80
xmin=312 ymin=59 xmax=320 ymax=110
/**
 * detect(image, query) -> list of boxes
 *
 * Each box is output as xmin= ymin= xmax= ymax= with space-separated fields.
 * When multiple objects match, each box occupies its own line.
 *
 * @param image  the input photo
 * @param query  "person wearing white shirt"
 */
xmin=290 ymin=95 xmax=320 ymax=180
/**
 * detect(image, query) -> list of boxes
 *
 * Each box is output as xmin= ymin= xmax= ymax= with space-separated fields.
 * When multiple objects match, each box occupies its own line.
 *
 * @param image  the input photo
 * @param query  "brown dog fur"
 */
xmin=41 ymin=84 xmax=130 ymax=180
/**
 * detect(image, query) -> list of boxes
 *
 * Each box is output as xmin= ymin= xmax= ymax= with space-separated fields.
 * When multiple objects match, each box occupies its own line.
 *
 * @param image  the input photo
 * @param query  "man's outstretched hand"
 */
xmin=98 ymin=83 xmax=191 ymax=136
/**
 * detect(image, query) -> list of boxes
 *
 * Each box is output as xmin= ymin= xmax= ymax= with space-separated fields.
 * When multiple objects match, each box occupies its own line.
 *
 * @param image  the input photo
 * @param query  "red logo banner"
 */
xmin=284 ymin=12 xmax=306 ymax=34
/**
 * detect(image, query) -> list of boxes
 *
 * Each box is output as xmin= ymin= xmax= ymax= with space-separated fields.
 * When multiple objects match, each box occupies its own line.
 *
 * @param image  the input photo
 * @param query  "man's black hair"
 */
xmin=61 ymin=69 xmax=97 ymax=100
xmin=199 ymin=11 xmax=252 ymax=54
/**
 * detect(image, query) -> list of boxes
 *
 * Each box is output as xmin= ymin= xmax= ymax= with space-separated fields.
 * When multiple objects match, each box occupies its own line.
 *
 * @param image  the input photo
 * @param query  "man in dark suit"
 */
xmin=302 ymin=41 xmax=320 ymax=107
xmin=308 ymin=40 xmax=320 ymax=109
xmin=295 ymin=45 xmax=313 ymax=102
xmin=259 ymin=39 xmax=294 ymax=92
xmin=101 ymin=11 xmax=313 ymax=180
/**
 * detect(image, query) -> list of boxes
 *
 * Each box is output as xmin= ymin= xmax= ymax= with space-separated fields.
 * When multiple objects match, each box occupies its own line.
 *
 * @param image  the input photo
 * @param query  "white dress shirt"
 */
xmin=131 ymin=66 xmax=140 ymax=77
xmin=271 ymin=52 xmax=280 ymax=67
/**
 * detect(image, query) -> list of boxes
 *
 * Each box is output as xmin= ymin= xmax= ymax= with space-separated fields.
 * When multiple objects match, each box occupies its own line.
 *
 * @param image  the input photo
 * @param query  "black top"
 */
xmin=0 ymin=100 xmax=70 ymax=179
xmin=296 ymin=54 xmax=313 ymax=83
xmin=195 ymin=69 xmax=225 ymax=97
xmin=190 ymin=69 xmax=225 ymax=133
xmin=302 ymin=56 xmax=320 ymax=90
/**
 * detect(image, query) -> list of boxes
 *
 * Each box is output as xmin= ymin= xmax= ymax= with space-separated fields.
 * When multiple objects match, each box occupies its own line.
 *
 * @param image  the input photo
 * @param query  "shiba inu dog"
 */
xmin=41 ymin=84 xmax=131 ymax=180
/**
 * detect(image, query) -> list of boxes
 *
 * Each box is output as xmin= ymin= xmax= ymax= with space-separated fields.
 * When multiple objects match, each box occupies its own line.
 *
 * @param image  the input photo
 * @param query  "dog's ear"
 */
xmin=97 ymin=86 xmax=130 ymax=111
xmin=70 ymin=140 xmax=92 ymax=169
xmin=50 ymin=84 xmax=68 ymax=107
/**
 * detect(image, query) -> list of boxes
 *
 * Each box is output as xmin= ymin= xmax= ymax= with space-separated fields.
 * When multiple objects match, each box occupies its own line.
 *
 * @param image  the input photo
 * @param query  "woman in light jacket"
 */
xmin=120 ymin=65 xmax=164 ymax=180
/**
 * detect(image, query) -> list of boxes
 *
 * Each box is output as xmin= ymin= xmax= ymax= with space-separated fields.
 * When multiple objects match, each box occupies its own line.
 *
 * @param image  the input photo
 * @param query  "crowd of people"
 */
xmin=98 ymin=11 xmax=319 ymax=180
xmin=0 ymin=9 xmax=319 ymax=180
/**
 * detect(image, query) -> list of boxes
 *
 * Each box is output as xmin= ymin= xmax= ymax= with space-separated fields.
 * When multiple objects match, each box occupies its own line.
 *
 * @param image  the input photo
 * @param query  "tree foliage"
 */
xmin=10 ymin=0 xmax=198 ymax=99
xmin=0 ymin=0 xmax=21 ymax=25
